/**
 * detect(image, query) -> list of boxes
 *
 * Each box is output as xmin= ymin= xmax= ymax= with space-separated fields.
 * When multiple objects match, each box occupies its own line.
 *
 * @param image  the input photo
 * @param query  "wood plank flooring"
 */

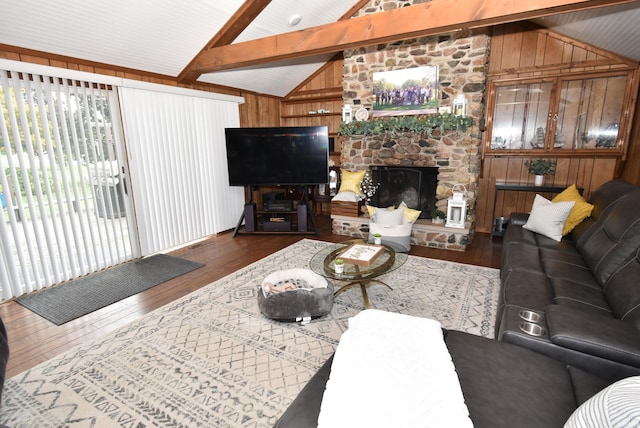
xmin=0 ymin=215 xmax=502 ymax=378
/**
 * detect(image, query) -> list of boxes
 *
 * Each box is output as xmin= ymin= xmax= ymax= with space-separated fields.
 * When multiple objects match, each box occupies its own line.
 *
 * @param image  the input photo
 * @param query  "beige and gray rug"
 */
xmin=0 ymin=239 xmax=500 ymax=427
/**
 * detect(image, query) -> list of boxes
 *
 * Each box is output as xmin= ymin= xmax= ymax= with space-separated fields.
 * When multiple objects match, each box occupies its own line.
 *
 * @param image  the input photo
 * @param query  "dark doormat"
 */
xmin=16 ymin=254 xmax=204 ymax=325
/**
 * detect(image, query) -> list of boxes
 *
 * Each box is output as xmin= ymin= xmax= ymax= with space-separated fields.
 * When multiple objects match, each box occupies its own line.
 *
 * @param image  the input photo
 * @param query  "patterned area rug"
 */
xmin=0 ymin=239 xmax=500 ymax=427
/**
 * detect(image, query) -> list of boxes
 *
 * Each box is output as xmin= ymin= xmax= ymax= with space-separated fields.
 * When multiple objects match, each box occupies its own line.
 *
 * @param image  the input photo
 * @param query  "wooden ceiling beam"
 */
xmin=192 ymin=0 xmax=638 ymax=74
xmin=178 ymin=0 xmax=272 ymax=84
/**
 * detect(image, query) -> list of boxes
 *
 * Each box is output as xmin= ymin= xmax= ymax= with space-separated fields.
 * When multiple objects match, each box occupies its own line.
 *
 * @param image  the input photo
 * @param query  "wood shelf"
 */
xmin=282 ymin=94 xmax=342 ymax=104
xmin=281 ymin=112 xmax=341 ymax=119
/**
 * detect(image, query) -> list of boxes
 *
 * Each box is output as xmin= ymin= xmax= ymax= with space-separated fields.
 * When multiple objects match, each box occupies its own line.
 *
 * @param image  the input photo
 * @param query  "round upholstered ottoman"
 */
xmin=257 ymin=268 xmax=334 ymax=322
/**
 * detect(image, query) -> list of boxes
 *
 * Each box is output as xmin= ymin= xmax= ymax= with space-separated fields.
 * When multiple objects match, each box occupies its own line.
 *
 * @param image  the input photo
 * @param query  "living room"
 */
xmin=1 ymin=0 xmax=640 ymax=426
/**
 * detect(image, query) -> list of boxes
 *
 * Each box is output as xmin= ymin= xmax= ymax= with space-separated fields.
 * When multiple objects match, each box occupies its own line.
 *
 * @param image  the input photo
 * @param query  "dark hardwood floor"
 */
xmin=0 ymin=215 xmax=502 ymax=378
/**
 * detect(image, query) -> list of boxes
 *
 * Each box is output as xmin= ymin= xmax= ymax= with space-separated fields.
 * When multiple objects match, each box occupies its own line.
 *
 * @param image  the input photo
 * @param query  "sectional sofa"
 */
xmin=275 ymin=179 xmax=640 ymax=427
xmin=497 ymin=179 xmax=640 ymax=380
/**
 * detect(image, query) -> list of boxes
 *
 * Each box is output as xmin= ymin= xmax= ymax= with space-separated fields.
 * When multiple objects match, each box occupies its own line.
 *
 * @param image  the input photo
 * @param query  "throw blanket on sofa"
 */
xmin=317 ymin=309 xmax=473 ymax=428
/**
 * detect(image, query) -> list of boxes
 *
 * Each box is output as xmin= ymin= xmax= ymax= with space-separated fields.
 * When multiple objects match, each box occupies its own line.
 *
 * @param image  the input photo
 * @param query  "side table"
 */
xmin=490 ymin=182 xmax=583 ymax=240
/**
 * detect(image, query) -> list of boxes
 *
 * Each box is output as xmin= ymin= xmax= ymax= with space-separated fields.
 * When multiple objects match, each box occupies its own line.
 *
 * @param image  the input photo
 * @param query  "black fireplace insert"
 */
xmin=369 ymin=166 xmax=438 ymax=219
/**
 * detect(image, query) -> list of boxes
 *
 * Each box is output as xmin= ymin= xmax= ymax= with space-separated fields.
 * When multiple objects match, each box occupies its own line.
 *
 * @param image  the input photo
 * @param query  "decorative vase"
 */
xmin=534 ymin=175 xmax=544 ymax=186
xmin=334 ymin=263 xmax=344 ymax=274
xmin=374 ymin=236 xmax=382 ymax=245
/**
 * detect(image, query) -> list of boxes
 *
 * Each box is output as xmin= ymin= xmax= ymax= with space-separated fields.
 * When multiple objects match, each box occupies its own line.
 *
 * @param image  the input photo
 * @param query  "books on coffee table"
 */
xmin=339 ymin=244 xmax=384 ymax=266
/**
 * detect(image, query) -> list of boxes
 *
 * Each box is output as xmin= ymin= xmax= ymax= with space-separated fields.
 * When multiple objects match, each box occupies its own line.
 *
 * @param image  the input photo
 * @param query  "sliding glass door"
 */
xmin=0 ymin=69 xmax=137 ymax=299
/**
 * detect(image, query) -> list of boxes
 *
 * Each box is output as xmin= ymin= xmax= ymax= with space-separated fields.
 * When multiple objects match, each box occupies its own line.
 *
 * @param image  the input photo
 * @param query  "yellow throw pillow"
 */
xmin=399 ymin=201 xmax=421 ymax=224
xmin=552 ymin=184 xmax=594 ymax=235
xmin=338 ymin=170 xmax=366 ymax=196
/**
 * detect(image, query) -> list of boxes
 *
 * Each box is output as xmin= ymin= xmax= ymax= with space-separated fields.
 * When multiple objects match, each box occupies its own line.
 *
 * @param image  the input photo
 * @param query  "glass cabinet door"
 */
xmin=555 ymin=74 xmax=628 ymax=150
xmin=489 ymin=81 xmax=554 ymax=151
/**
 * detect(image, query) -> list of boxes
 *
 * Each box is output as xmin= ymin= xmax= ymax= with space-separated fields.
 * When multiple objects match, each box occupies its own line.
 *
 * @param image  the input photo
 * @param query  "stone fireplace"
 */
xmin=331 ymin=1 xmax=490 ymax=251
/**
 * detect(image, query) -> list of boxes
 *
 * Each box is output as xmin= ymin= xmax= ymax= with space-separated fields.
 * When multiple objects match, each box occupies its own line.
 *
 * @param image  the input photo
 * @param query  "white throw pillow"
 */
xmin=374 ymin=205 xmax=405 ymax=225
xmin=523 ymin=194 xmax=575 ymax=242
xmin=331 ymin=191 xmax=359 ymax=202
xmin=564 ymin=376 xmax=640 ymax=428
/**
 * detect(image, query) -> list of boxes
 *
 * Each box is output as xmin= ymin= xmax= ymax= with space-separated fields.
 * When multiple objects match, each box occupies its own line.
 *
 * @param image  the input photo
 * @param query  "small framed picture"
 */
xmin=339 ymin=244 xmax=384 ymax=266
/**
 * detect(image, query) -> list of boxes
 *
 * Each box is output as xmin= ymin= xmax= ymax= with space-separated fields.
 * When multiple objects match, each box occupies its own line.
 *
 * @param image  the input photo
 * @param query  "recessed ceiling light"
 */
xmin=287 ymin=14 xmax=302 ymax=27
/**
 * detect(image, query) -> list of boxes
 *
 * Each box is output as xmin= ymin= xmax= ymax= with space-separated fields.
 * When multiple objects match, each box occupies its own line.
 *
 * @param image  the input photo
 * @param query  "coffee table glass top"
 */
xmin=309 ymin=239 xmax=408 ymax=281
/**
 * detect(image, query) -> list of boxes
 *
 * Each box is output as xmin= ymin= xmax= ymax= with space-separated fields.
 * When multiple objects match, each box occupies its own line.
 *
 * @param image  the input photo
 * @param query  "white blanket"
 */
xmin=317 ymin=309 xmax=473 ymax=428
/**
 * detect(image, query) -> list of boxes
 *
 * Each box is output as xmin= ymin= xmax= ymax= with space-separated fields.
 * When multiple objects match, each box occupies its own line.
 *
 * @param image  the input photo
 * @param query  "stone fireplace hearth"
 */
xmin=331 ymin=131 xmax=476 ymax=251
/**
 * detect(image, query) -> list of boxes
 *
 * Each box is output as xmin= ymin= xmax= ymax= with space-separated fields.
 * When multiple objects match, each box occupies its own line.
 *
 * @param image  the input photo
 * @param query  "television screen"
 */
xmin=225 ymin=126 xmax=329 ymax=186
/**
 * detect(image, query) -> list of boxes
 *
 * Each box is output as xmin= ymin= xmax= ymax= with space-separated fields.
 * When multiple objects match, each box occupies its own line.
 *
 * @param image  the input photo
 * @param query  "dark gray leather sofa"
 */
xmin=275 ymin=330 xmax=615 ymax=428
xmin=497 ymin=179 xmax=640 ymax=380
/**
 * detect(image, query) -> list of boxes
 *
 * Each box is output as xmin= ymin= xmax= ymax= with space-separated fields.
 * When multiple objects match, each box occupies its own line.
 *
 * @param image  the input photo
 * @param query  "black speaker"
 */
xmin=244 ymin=203 xmax=257 ymax=232
xmin=297 ymin=204 xmax=307 ymax=232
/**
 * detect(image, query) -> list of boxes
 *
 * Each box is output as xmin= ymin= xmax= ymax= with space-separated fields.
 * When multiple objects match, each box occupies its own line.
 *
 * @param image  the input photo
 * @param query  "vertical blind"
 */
xmin=1 ymin=59 xmax=245 ymax=300
xmin=0 ymin=69 xmax=134 ymax=299
xmin=118 ymin=87 xmax=244 ymax=256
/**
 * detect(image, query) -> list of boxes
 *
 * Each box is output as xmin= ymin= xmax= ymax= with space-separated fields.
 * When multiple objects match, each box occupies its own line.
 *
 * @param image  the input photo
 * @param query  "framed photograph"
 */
xmin=339 ymin=244 xmax=384 ymax=266
xmin=372 ymin=66 xmax=439 ymax=117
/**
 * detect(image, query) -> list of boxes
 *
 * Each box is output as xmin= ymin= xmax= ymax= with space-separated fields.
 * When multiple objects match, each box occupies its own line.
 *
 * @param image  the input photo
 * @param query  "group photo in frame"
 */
xmin=372 ymin=66 xmax=439 ymax=117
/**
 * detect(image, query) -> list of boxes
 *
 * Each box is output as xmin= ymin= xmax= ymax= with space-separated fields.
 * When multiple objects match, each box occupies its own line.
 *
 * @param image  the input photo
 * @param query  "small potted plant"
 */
xmin=334 ymin=258 xmax=345 ymax=274
xmin=373 ymin=233 xmax=382 ymax=245
xmin=525 ymin=159 xmax=556 ymax=186
xmin=431 ymin=209 xmax=446 ymax=224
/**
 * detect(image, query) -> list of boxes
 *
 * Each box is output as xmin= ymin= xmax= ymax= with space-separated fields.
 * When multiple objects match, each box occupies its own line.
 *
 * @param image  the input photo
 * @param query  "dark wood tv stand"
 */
xmin=233 ymin=185 xmax=319 ymax=237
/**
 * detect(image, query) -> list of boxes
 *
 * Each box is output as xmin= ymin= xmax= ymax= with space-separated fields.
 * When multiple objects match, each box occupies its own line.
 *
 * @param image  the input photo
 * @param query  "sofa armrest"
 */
xmin=546 ymin=305 xmax=640 ymax=368
xmin=509 ymin=212 xmax=529 ymax=226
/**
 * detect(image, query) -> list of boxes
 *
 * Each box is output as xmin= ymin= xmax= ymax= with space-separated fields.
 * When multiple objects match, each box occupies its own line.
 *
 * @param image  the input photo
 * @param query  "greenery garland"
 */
xmin=337 ymin=113 xmax=474 ymax=137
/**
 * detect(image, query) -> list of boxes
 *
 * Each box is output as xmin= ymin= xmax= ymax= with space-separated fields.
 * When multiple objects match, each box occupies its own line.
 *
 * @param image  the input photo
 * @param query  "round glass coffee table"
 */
xmin=309 ymin=239 xmax=408 ymax=308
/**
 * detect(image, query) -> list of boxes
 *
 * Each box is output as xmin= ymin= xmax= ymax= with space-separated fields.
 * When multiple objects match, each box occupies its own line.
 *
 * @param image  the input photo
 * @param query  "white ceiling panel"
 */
xmin=0 ymin=0 xmax=246 ymax=77
xmin=0 ymin=1 xmax=638 ymax=97
xmin=198 ymin=55 xmax=336 ymax=97
xmin=200 ymin=0 xmax=359 ymax=96
xmin=532 ymin=3 xmax=640 ymax=62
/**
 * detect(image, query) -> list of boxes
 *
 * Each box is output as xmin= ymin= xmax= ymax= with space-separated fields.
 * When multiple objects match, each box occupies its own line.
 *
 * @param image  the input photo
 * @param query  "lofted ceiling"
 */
xmin=1 ymin=0 xmax=639 ymax=98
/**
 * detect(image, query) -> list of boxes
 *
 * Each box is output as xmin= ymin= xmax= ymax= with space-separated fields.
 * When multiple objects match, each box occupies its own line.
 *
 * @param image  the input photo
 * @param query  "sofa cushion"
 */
xmin=446 ymin=330 xmax=578 ymax=428
xmin=523 ymin=194 xmax=575 ymax=242
xmin=501 ymin=241 xmax=544 ymax=276
xmin=603 ymin=248 xmax=640 ymax=327
xmin=571 ymin=180 xmax=633 ymax=246
xmin=577 ymin=190 xmax=640 ymax=286
xmin=275 ymin=330 xmax=614 ymax=428
xmin=550 ymin=278 xmax=613 ymax=314
xmin=540 ymin=256 xmax=597 ymax=288
xmin=500 ymin=270 xmax=554 ymax=312
xmin=546 ymin=305 xmax=640 ymax=368
xmin=568 ymin=366 xmax=617 ymax=406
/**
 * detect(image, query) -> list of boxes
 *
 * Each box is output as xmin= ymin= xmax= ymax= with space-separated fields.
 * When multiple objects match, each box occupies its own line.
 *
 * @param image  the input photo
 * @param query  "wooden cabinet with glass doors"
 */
xmin=484 ymin=71 xmax=635 ymax=156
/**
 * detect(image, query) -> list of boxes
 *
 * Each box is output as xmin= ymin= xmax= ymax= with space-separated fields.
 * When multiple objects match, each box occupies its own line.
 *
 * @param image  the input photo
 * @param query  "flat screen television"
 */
xmin=225 ymin=126 xmax=329 ymax=186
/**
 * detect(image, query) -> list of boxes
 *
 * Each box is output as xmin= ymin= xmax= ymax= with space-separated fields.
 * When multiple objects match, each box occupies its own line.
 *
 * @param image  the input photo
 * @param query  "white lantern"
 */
xmin=446 ymin=185 xmax=468 ymax=228
xmin=453 ymin=94 xmax=468 ymax=116
xmin=342 ymin=105 xmax=352 ymax=123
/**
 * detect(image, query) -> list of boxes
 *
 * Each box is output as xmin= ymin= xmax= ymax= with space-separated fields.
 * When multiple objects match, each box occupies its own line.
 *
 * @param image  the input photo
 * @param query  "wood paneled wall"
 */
xmin=476 ymin=156 xmax=618 ymax=232
xmin=478 ymin=23 xmax=639 ymax=233
xmin=0 ymin=45 xmax=281 ymax=128
xmin=4 ymin=32 xmax=638 ymax=236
